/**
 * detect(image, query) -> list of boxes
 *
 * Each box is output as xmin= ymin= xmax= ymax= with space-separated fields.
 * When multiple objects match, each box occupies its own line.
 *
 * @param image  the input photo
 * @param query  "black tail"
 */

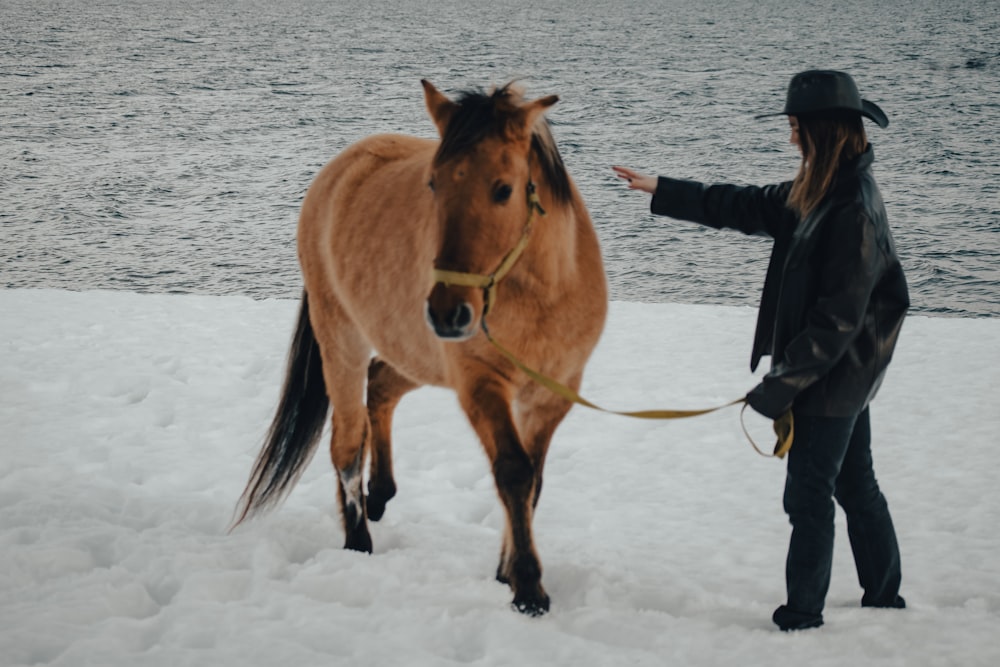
xmin=233 ymin=292 xmax=329 ymax=526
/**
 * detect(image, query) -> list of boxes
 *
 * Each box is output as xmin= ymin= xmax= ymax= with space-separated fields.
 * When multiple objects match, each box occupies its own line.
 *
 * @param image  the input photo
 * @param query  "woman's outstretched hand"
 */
xmin=612 ymin=166 xmax=657 ymax=194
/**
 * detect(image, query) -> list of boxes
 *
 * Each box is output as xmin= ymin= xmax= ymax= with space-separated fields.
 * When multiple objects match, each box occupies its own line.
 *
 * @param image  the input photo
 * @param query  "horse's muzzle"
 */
xmin=425 ymin=285 xmax=477 ymax=341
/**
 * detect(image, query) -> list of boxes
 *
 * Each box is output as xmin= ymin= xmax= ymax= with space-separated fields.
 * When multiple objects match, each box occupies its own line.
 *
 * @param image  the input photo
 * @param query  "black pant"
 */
xmin=782 ymin=407 xmax=902 ymax=616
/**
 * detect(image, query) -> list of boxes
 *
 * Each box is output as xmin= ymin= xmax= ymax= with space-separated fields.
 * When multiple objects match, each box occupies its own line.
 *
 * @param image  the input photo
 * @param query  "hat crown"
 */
xmin=754 ymin=69 xmax=888 ymax=128
xmin=783 ymin=70 xmax=863 ymax=115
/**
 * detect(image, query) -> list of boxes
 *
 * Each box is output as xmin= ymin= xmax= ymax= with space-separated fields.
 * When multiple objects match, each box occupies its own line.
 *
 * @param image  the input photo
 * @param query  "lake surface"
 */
xmin=3 ymin=0 xmax=999 ymax=317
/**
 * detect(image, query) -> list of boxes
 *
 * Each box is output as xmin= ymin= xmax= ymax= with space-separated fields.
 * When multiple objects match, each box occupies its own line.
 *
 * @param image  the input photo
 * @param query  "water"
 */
xmin=3 ymin=0 xmax=999 ymax=317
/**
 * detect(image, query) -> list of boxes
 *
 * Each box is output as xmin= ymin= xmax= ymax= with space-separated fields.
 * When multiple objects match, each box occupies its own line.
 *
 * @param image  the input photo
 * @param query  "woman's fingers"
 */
xmin=612 ymin=165 xmax=638 ymax=180
xmin=612 ymin=166 xmax=656 ymax=193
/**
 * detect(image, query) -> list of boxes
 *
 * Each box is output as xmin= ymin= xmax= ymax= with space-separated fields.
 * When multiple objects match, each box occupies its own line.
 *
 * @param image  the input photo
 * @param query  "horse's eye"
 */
xmin=428 ymin=179 xmax=435 ymax=192
xmin=493 ymin=183 xmax=512 ymax=204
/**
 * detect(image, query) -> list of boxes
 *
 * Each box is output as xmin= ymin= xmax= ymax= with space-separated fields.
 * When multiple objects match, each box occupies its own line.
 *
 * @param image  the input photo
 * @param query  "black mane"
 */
xmin=433 ymin=84 xmax=572 ymax=204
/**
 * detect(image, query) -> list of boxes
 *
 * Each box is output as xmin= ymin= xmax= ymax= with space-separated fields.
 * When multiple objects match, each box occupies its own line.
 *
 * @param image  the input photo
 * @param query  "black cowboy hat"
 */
xmin=756 ymin=69 xmax=889 ymax=128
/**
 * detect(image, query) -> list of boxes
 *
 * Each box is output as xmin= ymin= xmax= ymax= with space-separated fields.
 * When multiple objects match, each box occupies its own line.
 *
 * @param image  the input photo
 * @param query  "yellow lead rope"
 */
xmin=482 ymin=326 xmax=793 ymax=458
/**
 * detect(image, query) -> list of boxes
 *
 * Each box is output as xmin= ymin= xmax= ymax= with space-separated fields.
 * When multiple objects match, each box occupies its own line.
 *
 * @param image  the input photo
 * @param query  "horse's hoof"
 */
xmin=512 ymin=590 xmax=550 ymax=617
xmin=366 ymin=498 xmax=387 ymax=522
xmin=366 ymin=480 xmax=396 ymax=522
xmin=511 ymin=584 xmax=549 ymax=616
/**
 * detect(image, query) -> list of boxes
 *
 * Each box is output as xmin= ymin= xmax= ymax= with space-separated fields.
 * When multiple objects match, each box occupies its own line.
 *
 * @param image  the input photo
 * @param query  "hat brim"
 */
xmin=754 ymin=100 xmax=889 ymax=129
xmin=753 ymin=111 xmax=788 ymax=121
xmin=861 ymin=100 xmax=889 ymax=129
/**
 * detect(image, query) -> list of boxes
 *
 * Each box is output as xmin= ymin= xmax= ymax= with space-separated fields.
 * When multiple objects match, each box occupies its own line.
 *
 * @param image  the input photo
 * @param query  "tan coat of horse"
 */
xmin=237 ymin=80 xmax=607 ymax=615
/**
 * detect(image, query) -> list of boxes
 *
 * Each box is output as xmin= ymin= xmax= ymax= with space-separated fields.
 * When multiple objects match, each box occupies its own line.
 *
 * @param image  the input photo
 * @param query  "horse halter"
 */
xmin=431 ymin=181 xmax=546 ymax=318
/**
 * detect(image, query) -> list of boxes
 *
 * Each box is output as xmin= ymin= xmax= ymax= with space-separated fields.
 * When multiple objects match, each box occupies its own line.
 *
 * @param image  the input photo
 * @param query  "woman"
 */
xmin=613 ymin=70 xmax=909 ymax=631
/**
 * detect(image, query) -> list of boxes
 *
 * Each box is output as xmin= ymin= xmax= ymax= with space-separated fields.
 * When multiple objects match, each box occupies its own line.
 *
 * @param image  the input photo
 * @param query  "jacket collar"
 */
xmin=827 ymin=144 xmax=874 ymax=198
xmin=842 ymin=144 xmax=874 ymax=173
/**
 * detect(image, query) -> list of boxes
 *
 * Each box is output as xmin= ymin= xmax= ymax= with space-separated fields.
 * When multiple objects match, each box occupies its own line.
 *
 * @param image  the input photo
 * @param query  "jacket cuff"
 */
xmin=746 ymin=381 xmax=793 ymax=420
xmin=650 ymin=176 xmax=707 ymax=222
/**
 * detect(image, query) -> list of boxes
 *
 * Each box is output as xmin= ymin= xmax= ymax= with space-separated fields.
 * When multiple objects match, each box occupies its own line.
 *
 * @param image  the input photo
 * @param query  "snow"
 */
xmin=2 ymin=288 xmax=998 ymax=666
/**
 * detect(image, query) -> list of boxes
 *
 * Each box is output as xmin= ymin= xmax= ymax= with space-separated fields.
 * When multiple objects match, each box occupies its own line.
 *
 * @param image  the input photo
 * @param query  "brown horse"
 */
xmin=235 ymin=80 xmax=607 ymax=615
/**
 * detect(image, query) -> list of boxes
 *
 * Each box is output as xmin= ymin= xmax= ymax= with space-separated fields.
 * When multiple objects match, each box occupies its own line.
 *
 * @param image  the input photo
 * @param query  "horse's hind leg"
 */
xmin=365 ymin=358 xmax=418 ymax=521
xmin=309 ymin=294 xmax=375 ymax=552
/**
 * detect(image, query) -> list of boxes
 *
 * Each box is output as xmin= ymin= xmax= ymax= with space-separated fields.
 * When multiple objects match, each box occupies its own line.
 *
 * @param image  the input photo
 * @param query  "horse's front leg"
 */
xmin=495 ymin=393 xmax=571 ymax=585
xmin=515 ymin=382 xmax=577 ymax=511
xmin=494 ymin=384 xmax=576 ymax=586
xmin=365 ymin=358 xmax=419 ymax=521
xmin=459 ymin=379 xmax=548 ymax=616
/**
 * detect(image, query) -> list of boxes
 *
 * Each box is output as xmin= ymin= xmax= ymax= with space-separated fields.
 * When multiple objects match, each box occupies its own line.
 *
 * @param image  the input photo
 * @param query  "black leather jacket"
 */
xmin=650 ymin=146 xmax=909 ymax=418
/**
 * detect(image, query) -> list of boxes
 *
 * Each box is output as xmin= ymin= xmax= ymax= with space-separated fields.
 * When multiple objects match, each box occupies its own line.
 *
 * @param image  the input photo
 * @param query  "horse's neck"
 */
xmin=523 ymin=183 xmax=582 ymax=286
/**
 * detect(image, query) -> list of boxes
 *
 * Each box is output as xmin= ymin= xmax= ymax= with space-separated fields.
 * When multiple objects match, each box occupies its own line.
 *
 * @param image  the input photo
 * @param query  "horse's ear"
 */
xmin=422 ymin=79 xmax=457 ymax=137
xmin=519 ymin=94 xmax=559 ymax=137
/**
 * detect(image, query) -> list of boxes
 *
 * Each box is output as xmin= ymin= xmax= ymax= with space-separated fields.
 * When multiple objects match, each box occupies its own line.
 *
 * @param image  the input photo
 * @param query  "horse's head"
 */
xmin=422 ymin=79 xmax=559 ymax=341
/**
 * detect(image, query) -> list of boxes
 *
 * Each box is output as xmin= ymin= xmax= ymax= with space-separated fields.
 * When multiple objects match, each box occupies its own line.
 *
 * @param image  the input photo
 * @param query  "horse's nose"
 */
xmin=425 ymin=299 xmax=475 ymax=340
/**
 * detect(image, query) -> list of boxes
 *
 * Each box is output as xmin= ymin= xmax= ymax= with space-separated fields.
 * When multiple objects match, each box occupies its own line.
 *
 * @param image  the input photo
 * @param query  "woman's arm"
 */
xmin=613 ymin=166 xmax=795 ymax=238
xmin=654 ymin=177 xmax=795 ymax=238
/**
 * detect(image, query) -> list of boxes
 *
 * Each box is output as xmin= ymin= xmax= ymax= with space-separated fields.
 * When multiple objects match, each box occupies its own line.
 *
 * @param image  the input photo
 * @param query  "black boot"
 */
xmin=773 ymin=605 xmax=824 ymax=632
xmin=862 ymin=594 xmax=906 ymax=609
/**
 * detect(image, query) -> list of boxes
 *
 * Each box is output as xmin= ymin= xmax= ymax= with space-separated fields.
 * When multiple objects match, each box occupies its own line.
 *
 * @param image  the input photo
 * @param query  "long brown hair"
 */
xmin=787 ymin=113 xmax=868 ymax=217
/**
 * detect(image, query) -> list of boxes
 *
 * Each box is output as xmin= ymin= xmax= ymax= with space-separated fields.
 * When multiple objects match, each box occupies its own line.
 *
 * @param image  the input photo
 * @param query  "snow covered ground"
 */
xmin=2 ymin=289 xmax=998 ymax=666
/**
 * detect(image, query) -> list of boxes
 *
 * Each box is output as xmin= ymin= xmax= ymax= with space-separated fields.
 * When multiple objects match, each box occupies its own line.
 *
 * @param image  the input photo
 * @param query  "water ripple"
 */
xmin=1 ymin=0 xmax=998 ymax=318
